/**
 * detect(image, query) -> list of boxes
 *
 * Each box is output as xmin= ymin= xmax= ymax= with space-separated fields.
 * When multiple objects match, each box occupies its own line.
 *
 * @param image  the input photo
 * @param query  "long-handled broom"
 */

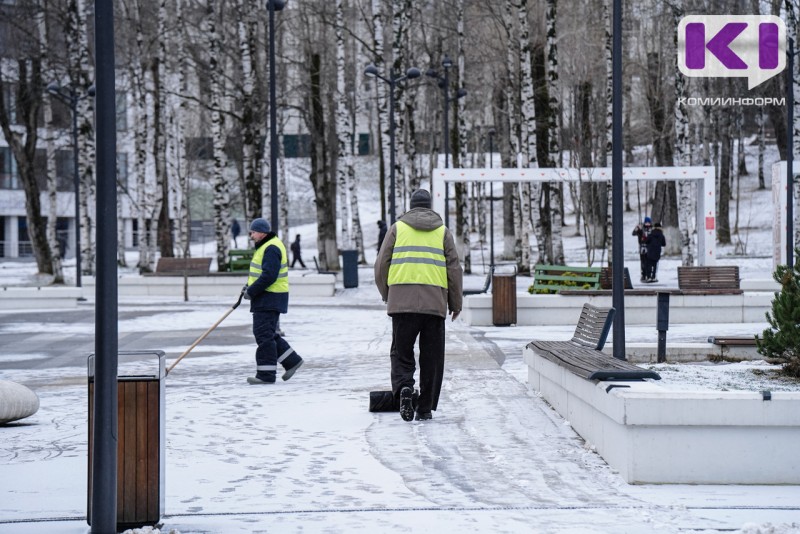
xmin=166 ymin=288 xmax=246 ymax=375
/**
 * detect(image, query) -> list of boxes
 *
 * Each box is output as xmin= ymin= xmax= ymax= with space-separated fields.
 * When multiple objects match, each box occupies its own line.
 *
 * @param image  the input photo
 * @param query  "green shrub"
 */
xmin=527 ymin=271 xmax=594 ymax=295
xmin=758 ymin=250 xmax=800 ymax=378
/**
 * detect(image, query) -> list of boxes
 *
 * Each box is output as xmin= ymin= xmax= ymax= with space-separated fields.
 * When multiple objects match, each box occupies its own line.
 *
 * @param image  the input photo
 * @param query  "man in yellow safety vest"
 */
xmin=243 ymin=218 xmax=304 ymax=384
xmin=374 ymin=189 xmax=463 ymax=421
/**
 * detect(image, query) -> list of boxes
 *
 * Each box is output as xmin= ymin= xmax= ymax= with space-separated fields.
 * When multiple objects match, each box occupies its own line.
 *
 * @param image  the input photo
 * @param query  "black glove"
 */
xmin=242 ymin=285 xmax=251 ymax=300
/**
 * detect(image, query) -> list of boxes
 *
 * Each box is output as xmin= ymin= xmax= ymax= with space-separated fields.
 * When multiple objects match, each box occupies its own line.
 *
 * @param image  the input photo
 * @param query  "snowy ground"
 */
xmin=2 ymin=144 xmax=800 ymax=532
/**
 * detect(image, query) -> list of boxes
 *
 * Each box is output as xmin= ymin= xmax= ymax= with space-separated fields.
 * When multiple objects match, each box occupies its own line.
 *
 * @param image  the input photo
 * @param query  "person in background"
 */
xmin=231 ymin=218 xmax=241 ymax=248
xmin=377 ymin=220 xmax=387 ymax=253
xmin=374 ymin=189 xmax=463 ymax=422
xmin=290 ymin=234 xmax=306 ymax=269
xmin=243 ymin=218 xmax=304 ymax=384
xmin=632 ymin=216 xmax=652 ymax=283
xmin=644 ymin=221 xmax=666 ymax=283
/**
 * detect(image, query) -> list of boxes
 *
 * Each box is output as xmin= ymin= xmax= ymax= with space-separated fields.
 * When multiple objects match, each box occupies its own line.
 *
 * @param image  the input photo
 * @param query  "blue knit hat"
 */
xmin=643 ymin=216 xmax=652 ymax=224
xmin=249 ymin=218 xmax=271 ymax=233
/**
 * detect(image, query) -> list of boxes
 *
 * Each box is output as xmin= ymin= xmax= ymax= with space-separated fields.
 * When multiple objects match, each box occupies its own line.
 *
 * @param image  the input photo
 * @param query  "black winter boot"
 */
xmin=399 ymin=387 xmax=415 ymax=422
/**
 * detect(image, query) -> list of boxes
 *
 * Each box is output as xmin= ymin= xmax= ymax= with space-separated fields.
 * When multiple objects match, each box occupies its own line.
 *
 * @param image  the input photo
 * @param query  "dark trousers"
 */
xmin=291 ymin=254 xmax=306 ymax=268
xmin=390 ymin=313 xmax=445 ymax=413
xmin=644 ymin=258 xmax=659 ymax=280
xmin=253 ymin=310 xmax=301 ymax=380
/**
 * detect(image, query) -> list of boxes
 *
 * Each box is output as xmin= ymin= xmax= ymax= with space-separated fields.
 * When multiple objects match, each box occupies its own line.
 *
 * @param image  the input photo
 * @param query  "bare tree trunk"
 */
xmin=307 ymin=51 xmax=339 ymax=270
xmin=37 ymin=2 xmax=64 ymax=281
xmin=372 ymin=0 xmax=388 ymax=221
xmin=208 ymin=0 xmax=232 ymax=271
xmin=0 ymin=57 xmax=52 ymax=275
xmin=335 ymin=0 xmax=354 ymax=250
xmin=546 ymin=0 xmax=564 ymax=265
xmin=673 ymin=2 xmax=695 ymax=266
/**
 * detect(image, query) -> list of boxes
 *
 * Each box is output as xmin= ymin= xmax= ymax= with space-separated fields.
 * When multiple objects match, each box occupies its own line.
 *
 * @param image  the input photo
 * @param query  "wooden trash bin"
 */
xmin=88 ymin=351 xmax=165 ymax=531
xmin=492 ymin=273 xmax=517 ymax=326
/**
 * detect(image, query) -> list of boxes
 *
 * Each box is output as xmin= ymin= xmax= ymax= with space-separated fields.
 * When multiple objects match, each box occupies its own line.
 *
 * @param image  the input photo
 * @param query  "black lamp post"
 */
xmin=787 ymin=37 xmax=796 ymax=267
xmin=426 ymin=56 xmax=466 ymax=226
xmin=364 ymin=64 xmax=421 ymax=224
xmin=488 ymin=128 xmax=495 ymax=269
xmin=267 ymin=0 xmax=287 ymax=232
xmin=47 ymin=82 xmax=95 ymax=288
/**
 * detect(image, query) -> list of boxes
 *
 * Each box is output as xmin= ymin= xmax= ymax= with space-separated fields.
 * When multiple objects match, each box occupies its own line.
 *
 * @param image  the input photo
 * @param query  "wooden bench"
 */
xmin=228 ymin=249 xmax=254 ymax=272
xmin=599 ymin=266 xmax=633 ymax=290
xmin=678 ymin=266 xmax=742 ymax=294
xmin=154 ymin=257 xmax=212 ymax=275
xmin=464 ymin=266 xmax=494 ymax=296
xmin=531 ymin=264 xmax=602 ymax=294
xmin=707 ymin=336 xmax=758 ymax=346
xmin=527 ymin=303 xmax=661 ymax=381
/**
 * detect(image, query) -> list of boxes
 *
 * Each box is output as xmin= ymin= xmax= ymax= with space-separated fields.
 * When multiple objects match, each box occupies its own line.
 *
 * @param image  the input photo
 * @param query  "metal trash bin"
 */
xmin=88 ymin=351 xmax=165 ymax=530
xmin=492 ymin=272 xmax=517 ymax=326
xmin=341 ymin=249 xmax=359 ymax=288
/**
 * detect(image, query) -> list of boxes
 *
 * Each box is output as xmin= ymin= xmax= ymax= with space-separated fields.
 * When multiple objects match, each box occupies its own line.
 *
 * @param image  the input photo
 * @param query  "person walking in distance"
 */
xmin=632 ymin=216 xmax=652 ymax=283
xmin=243 ymin=218 xmax=304 ymax=384
xmin=377 ymin=220 xmax=387 ymax=253
xmin=231 ymin=218 xmax=241 ymax=248
xmin=290 ymin=234 xmax=306 ymax=269
xmin=374 ymin=189 xmax=463 ymax=422
xmin=644 ymin=221 xmax=666 ymax=283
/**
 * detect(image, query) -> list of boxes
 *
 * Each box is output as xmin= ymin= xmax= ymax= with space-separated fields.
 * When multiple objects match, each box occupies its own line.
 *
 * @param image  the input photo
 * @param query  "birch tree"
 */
xmin=37 ymin=1 xmax=64 ymax=282
xmin=336 ymin=0 xmax=353 ymax=249
xmin=207 ymin=0 xmax=232 ymax=270
xmin=545 ymin=0 xmax=564 ymax=265
xmin=517 ymin=0 xmax=537 ymax=273
xmin=672 ymin=2 xmax=695 ymax=266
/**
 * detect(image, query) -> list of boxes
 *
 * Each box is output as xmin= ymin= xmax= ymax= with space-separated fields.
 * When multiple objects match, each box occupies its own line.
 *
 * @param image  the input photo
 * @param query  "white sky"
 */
xmin=1 ymin=142 xmax=800 ymax=533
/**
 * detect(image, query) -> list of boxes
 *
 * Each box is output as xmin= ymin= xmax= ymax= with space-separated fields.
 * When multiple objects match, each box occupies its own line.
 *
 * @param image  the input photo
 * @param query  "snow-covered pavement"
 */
xmin=1 ymin=269 xmax=799 ymax=533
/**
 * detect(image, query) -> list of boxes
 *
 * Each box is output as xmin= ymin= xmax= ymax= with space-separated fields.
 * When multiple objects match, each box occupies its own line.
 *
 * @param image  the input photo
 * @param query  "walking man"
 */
xmin=374 ymin=189 xmax=463 ymax=422
xmin=244 ymin=218 xmax=304 ymax=384
xmin=632 ymin=216 xmax=652 ymax=283
xmin=231 ymin=218 xmax=241 ymax=248
xmin=290 ymin=234 xmax=306 ymax=268
xmin=644 ymin=221 xmax=666 ymax=283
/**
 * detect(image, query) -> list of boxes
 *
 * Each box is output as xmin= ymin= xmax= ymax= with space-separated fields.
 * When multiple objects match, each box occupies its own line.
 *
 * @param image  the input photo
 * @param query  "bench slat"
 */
xmin=155 ymin=257 xmax=212 ymax=275
xmin=678 ymin=266 xmax=740 ymax=290
xmin=533 ymin=346 xmax=661 ymax=381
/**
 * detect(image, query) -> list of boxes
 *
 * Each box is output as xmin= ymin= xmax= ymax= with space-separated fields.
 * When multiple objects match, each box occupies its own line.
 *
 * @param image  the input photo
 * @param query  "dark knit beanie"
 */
xmin=249 ymin=218 xmax=271 ymax=233
xmin=410 ymin=189 xmax=432 ymax=209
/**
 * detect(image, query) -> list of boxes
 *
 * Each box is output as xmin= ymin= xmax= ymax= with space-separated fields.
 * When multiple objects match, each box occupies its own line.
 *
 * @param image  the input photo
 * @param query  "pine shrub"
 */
xmin=758 ymin=251 xmax=800 ymax=377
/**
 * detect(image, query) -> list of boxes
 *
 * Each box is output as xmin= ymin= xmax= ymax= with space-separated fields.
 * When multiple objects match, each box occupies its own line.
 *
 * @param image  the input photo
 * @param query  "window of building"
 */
xmin=117 ymin=152 xmax=128 ymax=188
xmin=0 ymin=146 xmax=18 ymax=189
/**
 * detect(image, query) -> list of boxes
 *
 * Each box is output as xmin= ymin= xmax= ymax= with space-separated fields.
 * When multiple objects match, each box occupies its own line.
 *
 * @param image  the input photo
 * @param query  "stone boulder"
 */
xmin=0 ymin=380 xmax=40 ymax=424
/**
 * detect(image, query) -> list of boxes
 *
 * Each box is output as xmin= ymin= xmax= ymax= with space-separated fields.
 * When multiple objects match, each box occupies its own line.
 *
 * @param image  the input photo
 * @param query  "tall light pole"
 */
xmin=488 ymin=128 xmax=495 ymax=270
xmin=787 ymin=37 xmax=796 ymax=268
xmin=267 ymin=0 xmax=287 ymax=232
xmin=47 ymin=82 xmax=95 ymax=288
xmin=364 ymin=64 xmax=421 ymax=224
xmin=426 ymin=56 xmax=466 ymax=226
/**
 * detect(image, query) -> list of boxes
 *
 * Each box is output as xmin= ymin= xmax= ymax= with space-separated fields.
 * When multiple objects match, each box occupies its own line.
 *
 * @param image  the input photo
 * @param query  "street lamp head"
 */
xmin=456 ymin=88 xmax=467 ymax=99
xmin=488 ymin=128 xmax=496 ymax=137
xmin=442 ymin=56 xmax=453 ymax=70
xmin=405 ymin=67 xmax=421 ymax=80
xmin=267 ymin=0 xmax=287 ymax=10
xmin=46 ymin=82 xmax=61 ymax=95
xmin=364 ymin=64 xmax=379 ymax=78
xmin=88 ymin=85 xmax=96 ymax=97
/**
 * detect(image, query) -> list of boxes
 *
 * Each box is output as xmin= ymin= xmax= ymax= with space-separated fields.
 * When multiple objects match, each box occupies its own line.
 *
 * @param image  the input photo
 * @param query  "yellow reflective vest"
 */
xmin=388 ymin=221 xmax=448 ymax=288
xmin=247 ymin=237 xmax=289 ymax=293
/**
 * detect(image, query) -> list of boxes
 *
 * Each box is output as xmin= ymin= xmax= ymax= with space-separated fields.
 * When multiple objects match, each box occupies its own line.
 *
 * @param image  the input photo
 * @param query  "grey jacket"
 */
xmin=374 ymin=208 xmax=463 ymax=318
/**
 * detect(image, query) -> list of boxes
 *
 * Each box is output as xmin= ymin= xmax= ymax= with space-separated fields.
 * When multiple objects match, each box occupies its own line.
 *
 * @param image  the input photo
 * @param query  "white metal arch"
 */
xmin=432 ymin=166 xmax=716 ymax=266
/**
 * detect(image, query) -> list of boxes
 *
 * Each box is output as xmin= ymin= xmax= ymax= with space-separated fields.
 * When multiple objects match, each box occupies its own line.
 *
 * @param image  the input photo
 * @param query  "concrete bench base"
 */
xmin=524 ymin=346 xmax=800 ymax=484
xmin=0 ymin=287 xmax=83 ymax=310
xmin=463 ymin=292 xmax=773 ymax=326
xmin=83 ymin=273 xmax=336 ymax=298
